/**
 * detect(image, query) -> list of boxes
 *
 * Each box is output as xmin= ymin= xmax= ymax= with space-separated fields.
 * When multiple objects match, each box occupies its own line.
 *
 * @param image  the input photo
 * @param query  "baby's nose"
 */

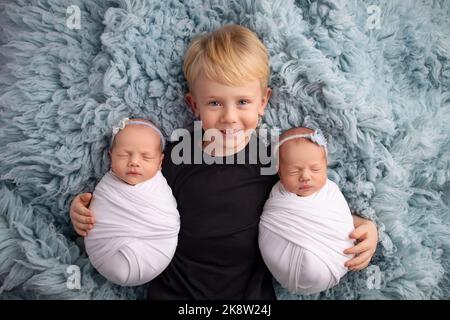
xmin=299 ymin=173 xmax=311 ymax=181
xmin=129 ymin=157 xmax=140 ymax=166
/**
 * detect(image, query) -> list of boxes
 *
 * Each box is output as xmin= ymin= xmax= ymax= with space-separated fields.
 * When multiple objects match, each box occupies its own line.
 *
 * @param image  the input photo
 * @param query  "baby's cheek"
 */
xmin=316 ymin=172 xmax=328 ymax=187
xmin=110 ymin=159 xmax=125 ymax=173
xmin=280 ymin=175 xmax=298 ymax=193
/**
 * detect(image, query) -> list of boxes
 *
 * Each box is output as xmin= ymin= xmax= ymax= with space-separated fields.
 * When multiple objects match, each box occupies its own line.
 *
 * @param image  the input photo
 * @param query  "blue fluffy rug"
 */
xmin=1 ymin=0 xmax=449 ymax=299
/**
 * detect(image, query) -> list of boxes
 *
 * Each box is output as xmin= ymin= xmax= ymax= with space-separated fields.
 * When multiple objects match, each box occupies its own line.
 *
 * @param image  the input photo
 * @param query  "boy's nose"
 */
xmin=220 ymin=106 xmax=238 ymax=123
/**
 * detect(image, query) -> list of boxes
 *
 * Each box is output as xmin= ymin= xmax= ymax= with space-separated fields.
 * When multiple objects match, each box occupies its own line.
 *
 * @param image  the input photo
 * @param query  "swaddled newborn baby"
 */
xmin=85 ymin=118 xmax=180 ymax=286
xmin=259 ymin=127 xmax=354 ymax=295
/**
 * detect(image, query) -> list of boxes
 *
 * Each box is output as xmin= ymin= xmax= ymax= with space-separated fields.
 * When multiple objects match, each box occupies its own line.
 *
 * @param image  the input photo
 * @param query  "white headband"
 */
xmin=275 ymin=128 xmax=328 ymax=157
xmin=111 ymin=117 xmax=166 ymax=151
xmin=276 ymin=129 xmax=328 ymax=155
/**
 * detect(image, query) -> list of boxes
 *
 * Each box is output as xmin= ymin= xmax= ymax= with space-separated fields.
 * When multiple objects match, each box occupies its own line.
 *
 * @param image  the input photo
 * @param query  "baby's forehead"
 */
xmin=120 ymin=124 xmax=160 ymax=139
xmin=279 ymin=133 xmax=318 ymax=151
xmin=279 ymin=139 xmax=324 ymax=156
xmin=278 ymin=128 xmax=327 ymax=160
xmin=112 ymin=125 xmax=162 ymax=150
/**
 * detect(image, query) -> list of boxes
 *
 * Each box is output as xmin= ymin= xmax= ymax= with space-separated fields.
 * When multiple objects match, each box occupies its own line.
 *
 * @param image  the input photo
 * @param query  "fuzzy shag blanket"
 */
xmin=1 ymin=0 xmax=449 ymax=299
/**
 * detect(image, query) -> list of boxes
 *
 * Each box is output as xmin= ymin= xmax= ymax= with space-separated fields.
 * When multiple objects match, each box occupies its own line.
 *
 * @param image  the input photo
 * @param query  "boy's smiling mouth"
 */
xmin=219 ymin=128 xmax=243 ymax=136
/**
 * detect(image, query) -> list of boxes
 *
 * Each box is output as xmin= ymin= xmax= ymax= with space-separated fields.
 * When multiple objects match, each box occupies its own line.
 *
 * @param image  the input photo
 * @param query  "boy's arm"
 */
xmin=344 ymin=214 xmax=378 ymax=271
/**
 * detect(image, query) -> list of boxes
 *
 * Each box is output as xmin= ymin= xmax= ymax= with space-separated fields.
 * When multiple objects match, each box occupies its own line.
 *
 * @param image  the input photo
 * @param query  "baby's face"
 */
xmin=278 ymin=139 xmax=327 ymax=197
xmin=109 ymin=125 xmax=164 ymax=185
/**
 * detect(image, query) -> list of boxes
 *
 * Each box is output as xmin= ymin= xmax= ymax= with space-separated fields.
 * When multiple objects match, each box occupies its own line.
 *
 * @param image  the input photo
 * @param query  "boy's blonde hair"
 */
xmin=183 ymin=24 xmax=269 ymax=92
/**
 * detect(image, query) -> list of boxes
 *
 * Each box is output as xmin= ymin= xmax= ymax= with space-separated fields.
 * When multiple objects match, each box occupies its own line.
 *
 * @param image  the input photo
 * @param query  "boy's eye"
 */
xmin=238 ymin=99 xmax=249 ymax=105
xmin=208 ymin=101 xmax=221 ymax=107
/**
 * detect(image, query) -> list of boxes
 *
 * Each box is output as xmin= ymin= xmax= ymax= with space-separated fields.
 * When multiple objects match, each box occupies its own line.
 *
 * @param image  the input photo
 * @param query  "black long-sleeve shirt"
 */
xmin=147 ymin=130 xmax=278 ymax=299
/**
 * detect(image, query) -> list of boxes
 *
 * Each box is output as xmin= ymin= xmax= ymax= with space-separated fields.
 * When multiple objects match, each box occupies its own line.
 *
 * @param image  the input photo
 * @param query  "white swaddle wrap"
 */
xmin=85 ymin=170 xmax=180 ymax=286
xmin=259 ymin=179 xmax=354 ymax=295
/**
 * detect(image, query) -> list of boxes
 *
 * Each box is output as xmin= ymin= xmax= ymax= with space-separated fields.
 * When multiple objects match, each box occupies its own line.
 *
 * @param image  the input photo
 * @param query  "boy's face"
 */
xmin=278 ymin=140 xmax=327 ymax=197
xmin=186 ymin=75 xmax=271 ymax=154
xmin=109 ymin=125 xmax=164 ymax=185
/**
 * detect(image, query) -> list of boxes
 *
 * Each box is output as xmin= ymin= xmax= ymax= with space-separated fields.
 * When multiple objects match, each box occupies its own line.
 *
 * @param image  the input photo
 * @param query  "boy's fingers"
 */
xmin=349 ymin=227 xmax=367 ymax=240
xmin=345 ymin=251 xmax=371 ymax=268
xmin=343 ymin=241 xmax=370 ymax=255
xmin=82 ymin=207 xmax=95 ymax=221
xmin=73 ymin=221 xmax=94 ymax=229
xmin=349 ymin=261 xmax=370 ymax=271
xmin=74 ymin=226 xmax=87 ymax=237
xmin=343 ymin=246 xmax=356 ymax=255
xmin=73 ymin=223 xmax=87 ymax=233
xmin=80 ymin=193 xmax=93 ymax=204
xmin=73 ymin=208 xmax=95 ymax=224
xmin=74 ymin=221 xmax=93 ymax=232
xmin=73 ymin=213 xmax=94 ymax=224
xmin=75 ymin=206 xmax=93 ymax=217
xmin=70 ymin=200 xmax=92 ymax=217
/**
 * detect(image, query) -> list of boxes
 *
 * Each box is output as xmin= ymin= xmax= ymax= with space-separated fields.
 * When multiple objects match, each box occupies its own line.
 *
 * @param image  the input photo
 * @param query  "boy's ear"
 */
xmin=185 ymin=93 xmax=198 ymax=117
xmin=258 ymin=87 xmax=272 ymax=116
xmin=159 ymin=153 xmax=165 ymax=170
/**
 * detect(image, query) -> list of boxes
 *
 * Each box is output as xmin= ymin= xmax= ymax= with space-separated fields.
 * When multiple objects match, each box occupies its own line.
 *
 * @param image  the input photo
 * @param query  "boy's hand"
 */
xmin=70 ymin=193 xmax=96 ymax=237
xmin=344 ymin=219 xmax=378 ymax=271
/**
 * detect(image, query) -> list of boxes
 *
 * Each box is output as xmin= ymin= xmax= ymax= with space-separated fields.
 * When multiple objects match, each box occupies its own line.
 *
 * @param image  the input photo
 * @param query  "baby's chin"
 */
xmin=112 ymin=172 xmax=147 ymax=186
xmin=121 ymin=176 xmax=144 ymax=186
xmin=295 ymin=187 xmax=319 ymax=197
xmin=282 ymin=181 xmax=327 ymax=197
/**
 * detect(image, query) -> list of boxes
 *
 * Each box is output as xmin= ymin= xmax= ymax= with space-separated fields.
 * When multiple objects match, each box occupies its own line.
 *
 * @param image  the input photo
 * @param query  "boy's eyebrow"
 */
xmin=203 ymin=95 xmax=257 ymax=99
